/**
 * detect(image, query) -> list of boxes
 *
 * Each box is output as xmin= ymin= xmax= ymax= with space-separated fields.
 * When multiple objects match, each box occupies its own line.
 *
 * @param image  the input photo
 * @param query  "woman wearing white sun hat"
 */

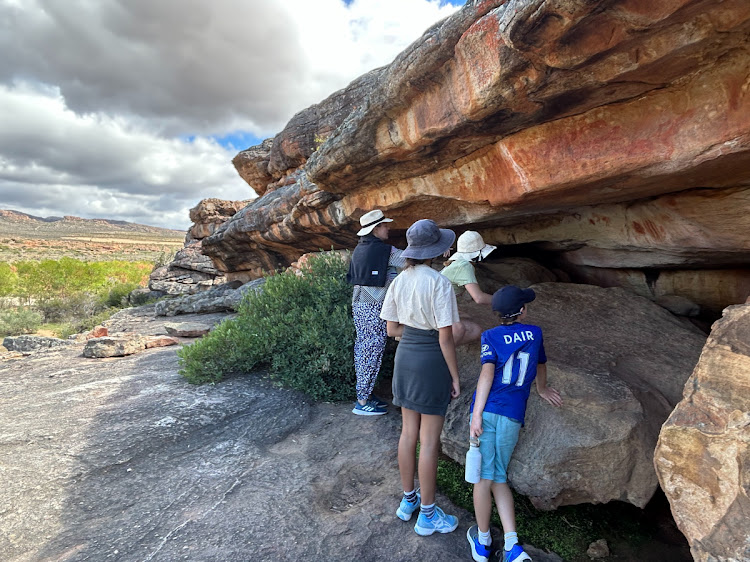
xmin=441 ymin=230 xmax=496 ymax=345
xmin=346 ymin=209 xmax=406 ymax=416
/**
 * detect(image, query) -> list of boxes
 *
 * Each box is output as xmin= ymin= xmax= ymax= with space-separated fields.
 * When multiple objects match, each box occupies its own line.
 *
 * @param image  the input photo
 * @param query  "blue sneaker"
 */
xmin=504 ymin=543 xmax=531 ymax=562
xmin=370 ymin=395 xmax=388 ymax=408
xmin=413 ymin=506 xmax=459 ymax=536
xmin=467 ymin=525 xmax=491 ymax=562
xmin=396 ymin=491 xmax=420 ymax=521
xmin=352 ymin=400 xmax=386 ymax=416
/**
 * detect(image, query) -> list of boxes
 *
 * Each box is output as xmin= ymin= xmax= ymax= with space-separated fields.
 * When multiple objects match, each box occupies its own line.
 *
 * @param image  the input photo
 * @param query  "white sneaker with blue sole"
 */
xmin=414 ymin=506 xmax=459 ymax=536
xmin=396 ymin=492 xmax=420 ymax=521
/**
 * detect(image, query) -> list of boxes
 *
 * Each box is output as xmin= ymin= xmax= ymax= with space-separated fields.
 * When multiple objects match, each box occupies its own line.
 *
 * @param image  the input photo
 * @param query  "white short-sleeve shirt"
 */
xmin=380 ymin=265 xmax=460 ymax=331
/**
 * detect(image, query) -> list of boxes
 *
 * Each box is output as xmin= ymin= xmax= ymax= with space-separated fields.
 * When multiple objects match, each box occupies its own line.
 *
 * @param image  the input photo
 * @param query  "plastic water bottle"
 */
xmin=465 ymin=437 xmax=482 ymax=484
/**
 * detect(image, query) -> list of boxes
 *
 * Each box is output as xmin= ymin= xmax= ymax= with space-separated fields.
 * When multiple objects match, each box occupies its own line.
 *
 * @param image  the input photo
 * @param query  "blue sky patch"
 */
xmin=211 ymin=131 xmax=265 ymax=151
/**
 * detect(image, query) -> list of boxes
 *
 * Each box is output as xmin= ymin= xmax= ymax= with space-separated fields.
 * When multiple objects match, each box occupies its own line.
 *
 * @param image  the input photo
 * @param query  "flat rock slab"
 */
xmin=144 ymin=335 xmax=179 ymax=349
xmin=103 ymin=304 xmax=234 ymax=337
xmin=164 ymin=322 xmax=212 ymax=337
xmin=0 ymin=341 xmax=562 ymax=562
xmin=82 ymin=335 xmax=148 ymax=358
xmin=2 ymin=335 xmax=74 ymax=353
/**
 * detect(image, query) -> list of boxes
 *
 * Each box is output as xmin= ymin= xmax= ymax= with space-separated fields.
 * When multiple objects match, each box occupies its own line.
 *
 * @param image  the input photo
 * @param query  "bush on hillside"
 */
xmin=0 ymin=308 xmax=42 ymax=337
xmin=36 ymin=293 xmax=101 ymax=323
xmin=10 ymin=258 xmax=149 ymax=304
xmin=0 ymin=263 xmax=16 ymax=298
xmin=104 ymin=282 xmax=141 ymax=307
xmin=178 ymin=251 xmax=356 ymax=400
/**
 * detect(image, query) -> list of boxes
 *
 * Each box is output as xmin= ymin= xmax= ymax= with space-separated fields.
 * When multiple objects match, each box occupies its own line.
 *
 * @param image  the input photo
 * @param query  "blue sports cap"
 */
xmin=492 ymin=285 xmax=536 ymax=317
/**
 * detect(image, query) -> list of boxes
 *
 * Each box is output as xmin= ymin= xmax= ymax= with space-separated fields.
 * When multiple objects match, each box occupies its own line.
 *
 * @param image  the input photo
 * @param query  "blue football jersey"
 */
xmin=470 ymin=322 xmax=546 ymax=424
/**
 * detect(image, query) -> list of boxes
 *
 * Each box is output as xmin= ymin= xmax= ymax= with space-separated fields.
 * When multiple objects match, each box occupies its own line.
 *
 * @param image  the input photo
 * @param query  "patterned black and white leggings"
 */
xmin=353 ymin=302 xmax=388 ymax=402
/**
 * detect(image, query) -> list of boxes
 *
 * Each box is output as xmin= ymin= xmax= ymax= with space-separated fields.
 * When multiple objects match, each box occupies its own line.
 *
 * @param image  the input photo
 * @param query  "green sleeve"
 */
xmin=441 ymin=259 xmax=477 ymax=287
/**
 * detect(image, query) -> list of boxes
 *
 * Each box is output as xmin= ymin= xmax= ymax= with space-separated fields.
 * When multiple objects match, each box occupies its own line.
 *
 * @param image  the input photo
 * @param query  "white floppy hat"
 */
xmin=447 ymin=231 xmax=496 ymax=262
xmin=357 ymin=209 xmax=393 ymax=236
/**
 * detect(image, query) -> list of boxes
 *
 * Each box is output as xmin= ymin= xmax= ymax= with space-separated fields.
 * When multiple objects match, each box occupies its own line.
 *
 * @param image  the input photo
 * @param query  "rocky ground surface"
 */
xmin=1 ymin=308 xmax=561 ymax=562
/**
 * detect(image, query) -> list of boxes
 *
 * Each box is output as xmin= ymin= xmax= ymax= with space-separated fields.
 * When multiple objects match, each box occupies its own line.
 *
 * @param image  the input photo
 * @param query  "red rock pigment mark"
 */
xmin=465 ymin=8 xmax=502 ymax=36
xmin=631 ymin=219 xmax=665 ymax=239
xmin=726 ymin=71 xmax=749 ymax=113
xmin=588 ymin=214 xmax=612 ymax=225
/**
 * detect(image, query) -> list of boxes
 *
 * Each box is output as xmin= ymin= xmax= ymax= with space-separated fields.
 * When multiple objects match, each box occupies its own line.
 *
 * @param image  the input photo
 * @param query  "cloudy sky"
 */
xmin=0 ymin=0 xmax=462 ymax=230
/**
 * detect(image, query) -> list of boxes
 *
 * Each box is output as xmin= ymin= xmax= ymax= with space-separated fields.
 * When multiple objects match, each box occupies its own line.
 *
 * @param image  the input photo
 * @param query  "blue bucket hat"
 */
xmin=401 ymin=219 xmax=456 ymax=260
xmin=492 ymin=285 xmax=536 ymax=317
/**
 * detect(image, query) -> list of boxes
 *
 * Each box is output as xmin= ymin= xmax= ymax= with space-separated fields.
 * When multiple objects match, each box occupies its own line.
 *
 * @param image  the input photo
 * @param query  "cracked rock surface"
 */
xmin=0 ymin=315 xmax=559 ymax=562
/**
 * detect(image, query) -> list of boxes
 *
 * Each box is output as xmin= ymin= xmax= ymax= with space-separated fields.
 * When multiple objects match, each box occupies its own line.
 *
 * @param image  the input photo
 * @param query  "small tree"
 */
xmin=0 ymin=263 xmax=17 ymax=299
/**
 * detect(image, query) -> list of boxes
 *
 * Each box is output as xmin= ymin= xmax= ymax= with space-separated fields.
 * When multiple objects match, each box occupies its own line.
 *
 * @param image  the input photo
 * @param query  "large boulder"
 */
xmin=82 ymin=335 xmax=148 ymax=358
xmin=654 ymin=304 xmax=750 ymax=562
xmin=441 ymin=282 xmax=706 ymax=509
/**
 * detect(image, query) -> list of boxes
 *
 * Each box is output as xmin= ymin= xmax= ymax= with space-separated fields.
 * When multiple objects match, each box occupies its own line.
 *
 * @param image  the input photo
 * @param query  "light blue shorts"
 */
xmin=470 ymin=412 xmax=521 ymax=483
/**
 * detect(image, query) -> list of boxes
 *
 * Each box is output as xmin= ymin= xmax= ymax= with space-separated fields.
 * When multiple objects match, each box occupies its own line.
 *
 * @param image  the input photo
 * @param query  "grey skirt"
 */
xmin=392 ymin=326 xmax=452 ymax=416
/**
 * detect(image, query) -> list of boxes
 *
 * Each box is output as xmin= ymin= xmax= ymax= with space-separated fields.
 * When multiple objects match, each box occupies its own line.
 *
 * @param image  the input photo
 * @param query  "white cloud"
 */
xmin=0 ymin=0 xmax=461 ymax=229
xmin=0 ymin=84 xmax=250 ymax=228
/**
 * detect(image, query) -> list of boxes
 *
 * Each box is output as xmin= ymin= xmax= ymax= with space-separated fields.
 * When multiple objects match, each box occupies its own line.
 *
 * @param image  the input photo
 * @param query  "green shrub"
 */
xmin=36 ymin=292 xmax=100 ymax=323
xmin=153 ymin=249 xmax=177 ymax=270
xmin=0 ymin=308 xmax=42 ymax=337
xmin=0 ymin=262 xmax=17 ymax=297
xmin=55 ymin=308 xmax=118 ymax=338
xmin=179 ymin=251 xmax=356 ymax=400
xmin=11 ymin=258 xmax=149 ymax=303
xmin=104 ymin=282 xmax=141 ymax=307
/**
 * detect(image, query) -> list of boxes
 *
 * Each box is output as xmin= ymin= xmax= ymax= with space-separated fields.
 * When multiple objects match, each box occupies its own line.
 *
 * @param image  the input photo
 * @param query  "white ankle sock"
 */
xmin=478 ymin=528 xmax=491 ymax=546
xmin=504 ymin=531 xmax=518 ymax=551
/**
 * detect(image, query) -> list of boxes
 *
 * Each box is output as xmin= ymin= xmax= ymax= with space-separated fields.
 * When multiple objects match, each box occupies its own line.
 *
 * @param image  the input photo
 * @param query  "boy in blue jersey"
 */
xmin=466 ymin=286 xmax=563 ymax=562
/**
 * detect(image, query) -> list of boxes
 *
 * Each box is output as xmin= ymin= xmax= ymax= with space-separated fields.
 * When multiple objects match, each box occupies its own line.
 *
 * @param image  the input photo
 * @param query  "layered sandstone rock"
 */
xmin=82 ymin=335 xmax=149 ymax=358
xmin=153 ymin=278 xmax=265 ymax=317
xmin=654 ymin=304 xmax=750 ymax=562
xmin=187 ymin=198 xmax=250 ymax=241
xmin=149 ymin=199 xmax=249 ymax=295
xmin=202 ymin=0 xmax=750 ymax=314
xmin=442 ymin=281 xmax=707 ymax=509
xmin=233 ymin=69 xmax=384 ymax=197
xmin=2 ymin=335 xmax=74 ymax=354
xmin=190 ymin=3 xmax=749 ymax=551
xmin=148 ymin=243 xmax=223 ymax=295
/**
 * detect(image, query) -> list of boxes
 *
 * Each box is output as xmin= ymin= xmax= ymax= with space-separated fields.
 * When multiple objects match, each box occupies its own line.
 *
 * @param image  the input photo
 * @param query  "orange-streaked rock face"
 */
xmin=203 ymin=0 xmax=750 ymax=319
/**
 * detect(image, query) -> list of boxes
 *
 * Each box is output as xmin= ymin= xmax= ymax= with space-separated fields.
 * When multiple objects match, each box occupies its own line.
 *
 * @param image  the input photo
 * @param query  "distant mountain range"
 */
xmin=0 ymin=209 xmax=185 ymax=238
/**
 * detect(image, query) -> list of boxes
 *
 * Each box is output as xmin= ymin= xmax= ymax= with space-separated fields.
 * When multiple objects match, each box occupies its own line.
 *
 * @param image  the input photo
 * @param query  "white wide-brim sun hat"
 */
xmin=357 ymin=209 xmax=393 ymax=236
xmin=447 ymin=230 xmax=496 ymax=262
